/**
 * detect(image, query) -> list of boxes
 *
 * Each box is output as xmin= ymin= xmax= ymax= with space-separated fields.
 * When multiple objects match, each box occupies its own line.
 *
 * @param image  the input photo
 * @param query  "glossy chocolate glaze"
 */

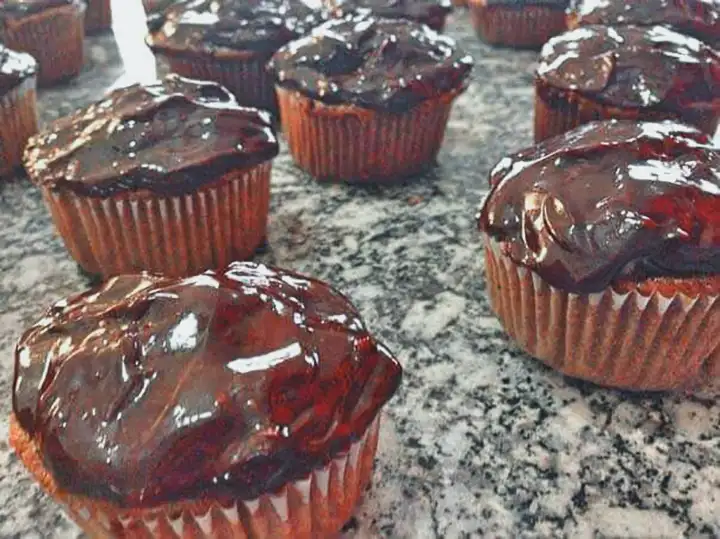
xmin=478 ymin=120 xmax=720 ymax=293
xmin=23 ymin=74 xmax=279 ymax=197
xmin=328 ymin=0 xmax=452 ymax=29
xmin=147 ymin=0 xmax=329 ymax=56
xmin=269 ymin=14 xmax=473 ymax=112
xmin=0 ymin=0 xmax=78 ymax=18
xmin=537 ymin=25 xmax=720 ymax=116
xmin=573 ymin=0 xmax=720 ymax=48
xmin=13 ymin=262 xmax=402 ymax=507
xmin=0 ymin=45 xmax=37 ymax=94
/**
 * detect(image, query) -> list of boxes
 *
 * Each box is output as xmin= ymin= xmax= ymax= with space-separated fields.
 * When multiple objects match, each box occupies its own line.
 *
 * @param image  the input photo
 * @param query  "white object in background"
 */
xmin=108 ymin=0 xmax=158 ymax=91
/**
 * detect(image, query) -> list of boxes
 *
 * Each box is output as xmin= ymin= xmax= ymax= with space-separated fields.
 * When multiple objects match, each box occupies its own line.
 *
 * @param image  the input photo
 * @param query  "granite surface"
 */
xmin=0 ymin=4 xmax=719 ymax=539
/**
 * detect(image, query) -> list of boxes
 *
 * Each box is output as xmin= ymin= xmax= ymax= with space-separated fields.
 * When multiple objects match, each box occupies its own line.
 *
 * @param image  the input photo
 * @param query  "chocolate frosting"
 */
xmin=12 ymin=262 xmax=402 ymax=507
xmin=573 ymin=0 xmax=720 ymax=48
xmin=0 ymin=45 xmax=37 ymax=94
xmin=23 ymin=74 xmax=279 ymax=197
xmin=537 ymin=25 xmax=720 ymax=115
xmin=478 ymin=120 xmax=720 ymax=293
xmin=0 ymin=0 xmax=79 ymax=18
xmin=269 ymin=14 xmax=474 ymax=112
xmin=147 ymin=0 xmax=329 ymax=56
xmin=328 ymin=0 xmax=453 ymax=26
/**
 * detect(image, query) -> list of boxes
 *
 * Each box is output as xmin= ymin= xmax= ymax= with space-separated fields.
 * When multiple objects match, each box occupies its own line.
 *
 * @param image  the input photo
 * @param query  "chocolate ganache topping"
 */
xmin=572 ymin=0 xmax=720 ymax=48
xmin=537 ymin=25 xmax=720 ymax=114
xmin=23 ymin=74 xmax=279 ymax=197
xmin=327 ymin=0 xmax=452 ymax=27
xmin=0 ymin=0 xmax=79 ymax=19
xmin=12 ymin=262 xmax=402 ymax=507
xmin=269 ymin=14 xmax=474 ymax=112
xmin=478 ymin=120 xmax=720 ymax=293
xmin=0 ymin=45 xmax=37 ymax=94
xmin=147 ymin=0 xmax=329 ymax=55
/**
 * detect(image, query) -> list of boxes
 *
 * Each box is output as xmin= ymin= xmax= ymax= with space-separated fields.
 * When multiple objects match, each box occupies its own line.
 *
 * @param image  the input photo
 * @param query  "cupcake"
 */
xmin=478 ymin=119 xmax=720 ymax=391
xmin=269 ymin=14 xmax=474 ymax=182
xmin=327 ymin=0 xmax=453 ymax=32
xmin=23 ymin=74 xmax=279 ymax=279
xmin=0 ymin=45 xmax=38 ymax=178
xmin=534 ymin=25 xmax=720 ymax=142
xmin=0 ymin=0 xmax=86 ymax=86
xmin=84 ymin=0 xmax=112 ymax=33
xmin=468 ymin=0 xmax=570 ymax=48
xmin=146 ymin=0 xmax=328 ymax=112
xmin=568 ymin=0 xmax=720 ymax=49
xmin=11 ymin=262 xmax=403 ymax=539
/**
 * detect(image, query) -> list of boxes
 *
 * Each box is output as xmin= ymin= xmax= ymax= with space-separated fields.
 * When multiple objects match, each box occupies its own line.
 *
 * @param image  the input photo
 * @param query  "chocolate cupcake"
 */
xmin=23 ymin=74 xmax=279 ymax=279
xmin=84 ymin=0 xmax=112 ymax=33
xmin=146 ymin=0 xmax=328 ymax=112
xmin=468 ymin=0 xmax=570 ymax=48
xmin=269 ymin=14 xmax=473 ymax=182
xmin=0 ymin=46 xmax=38 ymax=178
xmin=534 ymin=25 xmax=720 ymax=142
xmin=0 ymin=0 xmax=86 ymax=86
xmin=327 ymin=0 xmax=453 ymax=32
xmin=479 ymin=119 xmax=720 ymax=391
xmin=568 ymin=0 xmax=720 ymax=49
xmin=11 ymin=262 xmax=403 ymax=539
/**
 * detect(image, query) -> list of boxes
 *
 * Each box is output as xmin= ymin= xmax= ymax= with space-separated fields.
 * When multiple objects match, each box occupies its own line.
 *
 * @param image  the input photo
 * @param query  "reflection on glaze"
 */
xmin=478 ymin=119 xmax=720 ymax=293
xmin=23 ymin=74 xmax=279 ymax=197
xmin=269 ymin=13 xmax=474 ymax=112
xmin=12 ymin=262 xmax=402 ymax=507
xmin=147 ymin=0 xmax=329 ymax=55
xmin=0 ymin=45 xmax=37 ymax=94
xmin=537 ymin=25 xmax=720 ymax=115
xmin=328 ymin=0 xmax=453 ymax=31
xmin=574 ymin=0 xmax=720 ymax=47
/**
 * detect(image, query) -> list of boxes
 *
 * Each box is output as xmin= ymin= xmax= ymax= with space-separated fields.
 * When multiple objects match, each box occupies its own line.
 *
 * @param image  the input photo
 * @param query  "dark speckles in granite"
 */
xmin=0 ymin=11 xmax=719 ymax=539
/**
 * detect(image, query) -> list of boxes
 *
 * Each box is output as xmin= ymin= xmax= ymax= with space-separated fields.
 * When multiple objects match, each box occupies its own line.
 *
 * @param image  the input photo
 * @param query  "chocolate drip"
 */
xmin=23 ymin=74 xmax=279 ymax=197
xmin=573 ymin=0 xmax=720 ymax=48
xmin=269 ymin=14 xmax=473 ymax=112
xmin=13 ymin=263 xmax=402 ymax=507
xmin=536 ymin=25 xmax=720 ymax=117
xmin=147 ymin=0 xmax=329 ymax=55
xmin=478 ymin=120 xmax=720 ymax=293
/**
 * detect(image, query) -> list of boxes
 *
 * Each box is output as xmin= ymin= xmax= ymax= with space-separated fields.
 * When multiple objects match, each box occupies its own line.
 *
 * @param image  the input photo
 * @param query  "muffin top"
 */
xmin=572 ymin=0 xmax=720 ymax=48
xmin=478 ymin=120 xmax=720 ymax=293
xmin=23 ymin=74 xmax=279 ymax=197
xmin=269 ymin=14 xmax=474 ymax=112
xmin=0 ymin=0 xmax=80 ymax=18
xmin=147 ymin=0 xmax=329 ymax=56
xmin=328 ymin=0 xmax=452 ymax=24
xmin=0 ymin=45 xmax=37 ymax=94
xmin=12 ymin=262 xmax=402 ymax=507
xmin=537 ymin=25 xmax=720 ymax=114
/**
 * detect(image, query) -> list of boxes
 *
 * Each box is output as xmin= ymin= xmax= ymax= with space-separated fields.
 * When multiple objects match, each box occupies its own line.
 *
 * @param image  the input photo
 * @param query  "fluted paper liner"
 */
xmin=158 ymin=53 xmax=277 ymax=113
xmin=42 ymin=163 xmax=272 ymax=279
xmin=10 ymin=415 xmax=381 ymax=539
xmin=277 ymin=86 xmax=456 ymax=182
xmin=2 ymin=3 xmax=85 ymax=86
xmin=469 ymin=4 xmax=567 ymax=48
xmin=0 ymin=77 xmax=38 ymax=178
xmin=484 ymin=240 xmax=720 ymax=391
xmin=533 ymin=79 xmax=720 ymax=142
xmin=85 ymin=0 xmax=112 ymax=34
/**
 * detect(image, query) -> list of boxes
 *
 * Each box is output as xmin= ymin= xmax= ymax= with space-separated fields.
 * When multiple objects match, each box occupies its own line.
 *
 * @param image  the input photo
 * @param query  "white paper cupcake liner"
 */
xmin=484 ymin=238 xmax=720 ymax=391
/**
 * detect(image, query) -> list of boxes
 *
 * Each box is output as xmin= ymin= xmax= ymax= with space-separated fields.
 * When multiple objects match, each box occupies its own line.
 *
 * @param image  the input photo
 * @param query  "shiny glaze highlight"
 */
xmin=269 ymin=14 xmax=474 ymax=112
xmin=23 ymin=74 xmax=279 ymax=197
xmin=573 ymin=0 xmax=720 ymax=48
xmin=12 ymin=262 xmax=402 ymax=507
xmin=0 ymin=45 xmax=37 ymax=94
xmin=478 ymin=120 xmax=720 ymax=293
xmin=328 ymin=0 xmax=453 ymax=30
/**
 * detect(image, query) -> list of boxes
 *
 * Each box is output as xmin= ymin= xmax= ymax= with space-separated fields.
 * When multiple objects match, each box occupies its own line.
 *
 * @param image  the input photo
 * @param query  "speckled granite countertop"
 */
xmin=0 ymin=7 xmax=719 ymax=539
